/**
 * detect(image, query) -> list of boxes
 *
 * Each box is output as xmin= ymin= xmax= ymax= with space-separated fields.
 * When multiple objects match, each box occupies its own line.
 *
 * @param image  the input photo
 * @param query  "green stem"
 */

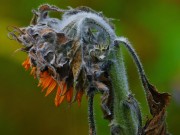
xmin=109 ymin=46 xmax=142 ymax=135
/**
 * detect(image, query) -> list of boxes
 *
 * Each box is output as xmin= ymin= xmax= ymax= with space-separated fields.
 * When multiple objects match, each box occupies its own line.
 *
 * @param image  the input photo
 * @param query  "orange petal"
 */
xmin=55 ymin=86 xmax=62 ymax=106
xmin=58 ymin=95 xmax=65 ymax=105
xmin=63 ymin=83 xmax=67 ymax=94
xmin=42 ymin=77 xmax=53 ymax=91
xmin=22 ymin=57 xmax=30 ymax=70
xmin=30 ymin=67 xmax=36 ymax=78
xmin=38 ymin=79 xmax=42 ymax=87
xmin=54 ymin=83 xmax=68 ymax=107
xmin=60 ymin=82 xmax=67 ymax=95
xmin=38 ymin=71 xmax=51 ymax=88
xmin=40 ymin=71 xmax=49 ymax=78
xmin=56 ymin=82 xmax=67 ymax=105
xmin=38 ymin=76 xmax=46 ymax=87
xmin=77 ymin=91 xmax=83 ymax=106
xmin=41 ymin=75 xmax=51 ymax=86
xmin=45 ymin=80 xmax=57 ymax=96
xmin=66 ymin=87 xmax=73 ymax=103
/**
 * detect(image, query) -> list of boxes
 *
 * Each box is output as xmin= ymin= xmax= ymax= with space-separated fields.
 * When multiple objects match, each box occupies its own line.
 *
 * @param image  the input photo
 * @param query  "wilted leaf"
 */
xmin=143 ymin=77 xmax=171 ymax=135
xmin=143 ymin=109 xmax=167 ymax=135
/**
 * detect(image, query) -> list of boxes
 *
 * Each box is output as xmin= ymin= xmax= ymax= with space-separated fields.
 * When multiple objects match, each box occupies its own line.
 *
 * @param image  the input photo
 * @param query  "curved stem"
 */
xmin=115 ymin=37 xmax=150 ymax=97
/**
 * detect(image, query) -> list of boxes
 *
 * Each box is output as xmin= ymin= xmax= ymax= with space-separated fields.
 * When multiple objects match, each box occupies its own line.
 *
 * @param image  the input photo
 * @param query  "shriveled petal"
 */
xmin=57 ymin=82 xmax=67 ymax=105
xmin=30 ymin=67 xmax=37 ymax=78
xmin=55 ymin=86 xmax=62 ymax=106
xmin=58 ymin=95 xmax=66 ymax=105
xmin=77 ymin=91 xmax=84 ymax=106
xmin=38 ymin=71 xmax=50 ymax=87
xmin=54 ymin=82 xmax=69 ymax=106
xmin=22 ymin=57 xmax=30 ymax=70
xmin=66 ymin=87 xmax=73 ymax=103
xmin=45 ymin=80 xmax=57 ymax=96
xmin=41 ymin=77 xmax=53 ymax=91
xmin=60 ymin=82 xmax=67 ymax=95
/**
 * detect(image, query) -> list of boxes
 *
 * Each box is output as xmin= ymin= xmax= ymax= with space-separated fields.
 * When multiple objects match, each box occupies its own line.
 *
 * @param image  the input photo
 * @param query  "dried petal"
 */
xmin=41 ymin=76 xmax=53 ymax=91
xmin=55 ymin=86 xmax=62 ymax=107
xmin=22 ymin=57 xmax=30 ymax=70
xmin=30 ymin=67 xmax=37 ymax=78
xmin=77 ymin=91 xmax=84 ymax=106
xmin=45 ymin=80 xmax=57 ymax=96
xmin=66 ymin=87 xmax=73 ymax=103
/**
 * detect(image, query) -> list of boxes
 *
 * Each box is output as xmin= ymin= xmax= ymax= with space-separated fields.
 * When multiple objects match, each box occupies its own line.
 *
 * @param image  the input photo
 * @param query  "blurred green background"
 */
xmin=0 ymin=0 xmax=180 ymax=135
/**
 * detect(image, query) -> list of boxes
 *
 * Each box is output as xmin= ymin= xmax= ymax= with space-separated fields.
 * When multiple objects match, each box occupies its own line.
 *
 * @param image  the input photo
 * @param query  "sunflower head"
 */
xmin=9 ymin=4 xmax=114 ymax=107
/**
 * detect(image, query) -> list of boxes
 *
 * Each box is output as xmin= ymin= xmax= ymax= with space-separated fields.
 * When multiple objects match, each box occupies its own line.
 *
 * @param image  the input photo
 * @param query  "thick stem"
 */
xmin=109 ymin=46 xmax=142 ymax=135
xmin=88 ymin=94 xmax=96 ymax=135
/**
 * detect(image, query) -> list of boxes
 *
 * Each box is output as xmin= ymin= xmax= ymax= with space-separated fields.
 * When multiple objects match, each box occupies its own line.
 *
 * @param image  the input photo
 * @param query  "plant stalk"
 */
xmin=88 ymin=94 xmax=96 ymax=135
xmin=109 ymin=45 xmax=142 ymax=135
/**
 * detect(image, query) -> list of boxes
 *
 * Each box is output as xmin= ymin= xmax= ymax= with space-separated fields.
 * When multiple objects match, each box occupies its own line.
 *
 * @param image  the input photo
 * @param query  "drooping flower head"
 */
xmin=9 ymin=4 xmax=116 ymax=109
